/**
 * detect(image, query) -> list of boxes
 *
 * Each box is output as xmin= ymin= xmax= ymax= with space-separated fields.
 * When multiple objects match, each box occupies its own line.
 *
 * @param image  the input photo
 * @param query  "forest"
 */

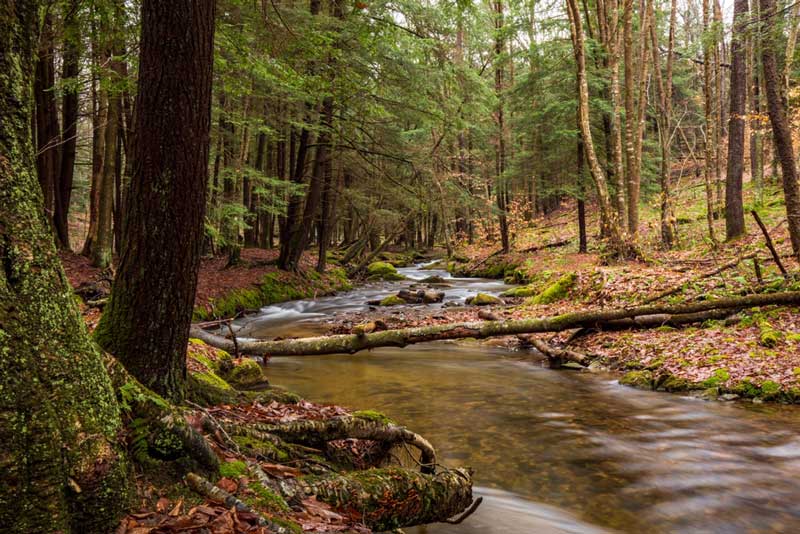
xmin=2 ymin=0 xmax=800 ymax=532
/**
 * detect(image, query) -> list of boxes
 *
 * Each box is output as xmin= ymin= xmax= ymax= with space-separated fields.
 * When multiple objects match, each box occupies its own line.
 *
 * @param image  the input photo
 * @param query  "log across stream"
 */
xmin=218 ymin=264 xmax=800 ymax=533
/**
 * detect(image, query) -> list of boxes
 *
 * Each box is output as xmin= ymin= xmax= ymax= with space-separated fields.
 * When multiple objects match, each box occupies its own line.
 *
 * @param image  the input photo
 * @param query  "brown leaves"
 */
xmin=205 ymin=399 xmax=349 ymax=426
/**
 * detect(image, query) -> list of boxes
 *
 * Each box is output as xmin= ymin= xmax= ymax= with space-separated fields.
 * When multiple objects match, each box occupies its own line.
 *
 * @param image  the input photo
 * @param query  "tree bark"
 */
xmin=55 ymin=0 xmax=81 ymax=250
xmin=725 ymin=0 xmax=748 ymax=240
xmin=191 ymin=291 xmax=800 ymax=357
xmin=0 ymin=4 xmax=130 ymax=531
xmin=495 ymin=0 xmax=510 ymax=253
xmin=95 ymin=0 xmax=216 ymax=401
xmin=759 ymin=0 xmax=800 ymax=263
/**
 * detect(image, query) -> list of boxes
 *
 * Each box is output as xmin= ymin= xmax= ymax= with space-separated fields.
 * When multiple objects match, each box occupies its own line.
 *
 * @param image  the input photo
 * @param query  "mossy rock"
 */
xmin=657 ymin=374 xmax=695 ymax=392
xmin=367 ymin=261 xmax=406 ymax=281
xmin=419 ymin=275 xmax=446 ymax=284
xmin=700 ymin=368 xmax=730 ymax=388
xmin=504 ymin=268 xmax=531 ymax=285
xmin=379 ymin=295 xmax=407 ymax=306
xmin=187 ymin=369 xmax=238 ymax=406
xmin=527 ymin=273 xmax=577 ymax=305
xmin=467 ymin=293 xmax=503 ymax=306
xmin=225 ymin=358 xmax=264 ymax=388
xmin=501 ymin=284 xmax=540 ymax=298
xmin=619 ymin=370 xmax=655 ymax=389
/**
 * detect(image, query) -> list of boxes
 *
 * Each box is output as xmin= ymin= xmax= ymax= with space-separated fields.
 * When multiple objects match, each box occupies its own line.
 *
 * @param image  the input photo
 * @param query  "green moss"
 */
xmin=194 ymin=269 xmax=352 ymax=320
xmin=379 ymin=295 xmax=406 ymax=306
xmin=787 ymin=333 xmax=800 ymax=342
xmin=246 ymin=481 xmax=290 ymax=513
xmin=528 ymin=273 xmax=577 ymax=305
xmin=226 ymin=359 xmax=263 ymax=388
xmin=658 ymin=375 xmax=694 ymax=392
xmin=468 ymin=293 xmax=503 ymax=306
xmin=353 ymin=410 xmax=394 ymax=425
xmin=761 ymin=380 xmax=781 ymax=397
xmin=700 ymin=368 xmax=730 ymax=388
xmin=367 ymin=261 xmax=405 ymax=281
xmin=232 ymin=435 xmax=290 ymax=462
xmin=619 ymin=370 xmax=654 ymax=389
xmin=218 ymin=460 xmax=248 ymax=479
xmin=501 ymin=284 xmax=540 ymax=297
xmin=758 ymin=318 xmax=783 ymax=347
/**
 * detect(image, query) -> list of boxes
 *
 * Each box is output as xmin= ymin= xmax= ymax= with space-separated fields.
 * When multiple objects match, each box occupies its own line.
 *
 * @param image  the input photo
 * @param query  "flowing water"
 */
xmin=233 ymin=263 xmax=800 ymax=534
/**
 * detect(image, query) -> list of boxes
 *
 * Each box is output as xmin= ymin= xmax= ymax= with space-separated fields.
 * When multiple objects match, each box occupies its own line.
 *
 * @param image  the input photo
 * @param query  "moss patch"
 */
xmin=353 ymin=410 xmax=394 ymax=425
xmin=367 ymin=261 xmax=405 ymax=281
xmin=379 ymin=295 xmax=406 ymax=306
xmin=527 ymin=273 xmax=577 ymax=305
xmin=218 ymin=460 xmax=248 ymax=479
xmin=226 ymin=358 xmax=264 ymax=388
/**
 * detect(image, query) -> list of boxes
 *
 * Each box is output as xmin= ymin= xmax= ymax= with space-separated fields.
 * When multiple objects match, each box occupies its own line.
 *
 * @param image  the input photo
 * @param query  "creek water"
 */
xmin=233 ymin=263 xmax=800 ymax=533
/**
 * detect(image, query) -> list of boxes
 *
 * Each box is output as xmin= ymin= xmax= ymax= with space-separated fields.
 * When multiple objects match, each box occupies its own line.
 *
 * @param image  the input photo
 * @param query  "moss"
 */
xmin=218 ymin=460 xmax=248 ymax=479
xmin=367 ymin=261 xmax=405 ymax=281
xmin=194 ymin=269 xmax=352 ymax=320
xmin=226 ymin=358 xmax=264 ymax=388
xmin=232 ymin=435 xmax=290 ymax=462
xmin=353 ymin=410 xmax=394 ymax=425
xmin=501 ymin=284 xmax=540 ymax=297
xmin=528 ymin=273 xmax=577 ymax=305
xmin=187 ymin=370 xmax=239 ymax=406
xmin=760 ymin=380 xmax=781 ymax=398
xmin=246 ymin=481 xmax=290 ymax=513
xmin=379 ymin=295 xmax=406 ymax=306
xmin=619 ymin=370 xmax=654 ymax=389
xmin=758 ymin=318 xmax=783 ymax=347
xmin=700 ymin=368 xmax=730 ymax=388
xmin=657 ymin=375 xmax=695 ymax=392
xmin=467 ymin=293 xmax=502 ymax=306
xmin=787 ymin=333 xmax=800 ymax=342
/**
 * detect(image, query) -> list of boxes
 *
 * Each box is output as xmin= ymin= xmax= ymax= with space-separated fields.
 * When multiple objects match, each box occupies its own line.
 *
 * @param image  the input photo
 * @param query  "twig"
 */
xmin=751 ymin=210 xmax=789 ymax=279
xmin=226 ymin=322 xmax=241 ymax=358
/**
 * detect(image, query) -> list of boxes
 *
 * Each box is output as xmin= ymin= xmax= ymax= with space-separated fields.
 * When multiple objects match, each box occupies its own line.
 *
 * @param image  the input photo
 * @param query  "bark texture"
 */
xmin=725 ymin=0 xmax=748 ymax=240
xmin=0 ymin=4 xmax=130 ymax=531
xmin=759 ymin=0 xmax=800 ymax=263
xmin=95 ymin=0 xmax=216 ymax=401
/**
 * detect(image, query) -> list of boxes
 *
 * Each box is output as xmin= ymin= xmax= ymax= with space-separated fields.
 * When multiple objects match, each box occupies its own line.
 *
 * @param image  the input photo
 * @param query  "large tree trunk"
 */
xmin=94 ymin=0 xmax=216 ymax=401
xmin=760 ymin=0 xmax=800 ymax=263
xmin=0 ymin=4 xmax=130 ymax=531
xmin=702 ymin=0 xmax=719 ymax=245
xmin=725 ymin=0 xmax=748 ymax=240
xmin=191 ymin=291 xmax=800 ymax=357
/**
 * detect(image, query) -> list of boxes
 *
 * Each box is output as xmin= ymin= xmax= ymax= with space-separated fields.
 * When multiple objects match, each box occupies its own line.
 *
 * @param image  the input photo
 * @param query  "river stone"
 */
xmin=467 ymin=293 xmax=503 ymax=306
xmin=422 ymin=290 xmax=445 ymax=304
xmin=419 ymin=275 xmax=446 ymax=284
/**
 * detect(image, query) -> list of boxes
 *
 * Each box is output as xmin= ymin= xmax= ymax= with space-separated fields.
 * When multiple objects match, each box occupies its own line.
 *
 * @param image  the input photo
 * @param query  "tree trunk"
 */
xmin=33 ymin=13 xmax=60 ymax=238
xmin=55 ymin=0 xmax=81 ymax=250
xmin=94 ymin=0 xmax=216 ymax=401
xmin=191 ymin=291 xmax=800 ymax=357
xmin=725 ymin=0 xmax=748 ymax=240
xmin=759 ymin=0 xmax=800 ymax=263
xmin=0 ymin=4 xmax=130 ymax=531
xmin=702 ymin=0 xmax=719 ymax=245
xmin=495 ymin=0 xmax=510 ymax=253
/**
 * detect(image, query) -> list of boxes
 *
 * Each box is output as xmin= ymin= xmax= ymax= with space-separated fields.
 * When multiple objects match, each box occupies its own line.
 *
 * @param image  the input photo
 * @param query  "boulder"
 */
xmin=366 ymin=261 xmax=405 ymax=281
xmin=379 ymin=295 xmax=406 ymax=306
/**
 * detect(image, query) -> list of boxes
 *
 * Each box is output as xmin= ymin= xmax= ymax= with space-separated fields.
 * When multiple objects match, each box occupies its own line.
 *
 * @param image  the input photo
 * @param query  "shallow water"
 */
xmin=239 ymin=263 xmax=800 ymax=533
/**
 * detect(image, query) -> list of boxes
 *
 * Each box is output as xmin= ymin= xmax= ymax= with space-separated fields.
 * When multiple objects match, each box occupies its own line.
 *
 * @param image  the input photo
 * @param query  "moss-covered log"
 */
xmin=191 ymin=291 xmax=800 ymax=357
xmin=288 ymin=467 xmax=474 ymax=532
xmin=0 ymin=4 xmax=130 ymax=530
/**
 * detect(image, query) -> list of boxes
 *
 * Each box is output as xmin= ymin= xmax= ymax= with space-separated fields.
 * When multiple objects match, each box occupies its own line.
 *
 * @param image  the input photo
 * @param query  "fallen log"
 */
xmin=190 ymin=291 xmax=800 ymax=358
xmin=520 ymin=336 xmax=594 ymax=366
xmin=286 ymin=466 xmax=474 ymax=532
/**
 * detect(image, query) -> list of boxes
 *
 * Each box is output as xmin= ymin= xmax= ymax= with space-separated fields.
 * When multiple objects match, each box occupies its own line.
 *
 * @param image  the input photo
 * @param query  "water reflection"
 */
xmin=264 ymin=344 xmax=800 ymax=533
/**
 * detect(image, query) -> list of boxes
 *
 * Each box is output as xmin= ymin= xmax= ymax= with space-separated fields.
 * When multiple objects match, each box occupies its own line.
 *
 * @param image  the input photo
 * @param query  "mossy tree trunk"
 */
xmin=0 ymin=3 xmax=131 ymax=531
xmin=95 ymin=0 xmax=216 ymax=402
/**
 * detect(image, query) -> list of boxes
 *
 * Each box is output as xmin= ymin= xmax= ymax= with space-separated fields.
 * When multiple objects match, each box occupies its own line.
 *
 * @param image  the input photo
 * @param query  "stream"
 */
xmin=232 ymin=263 xmax=800 ymax=533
